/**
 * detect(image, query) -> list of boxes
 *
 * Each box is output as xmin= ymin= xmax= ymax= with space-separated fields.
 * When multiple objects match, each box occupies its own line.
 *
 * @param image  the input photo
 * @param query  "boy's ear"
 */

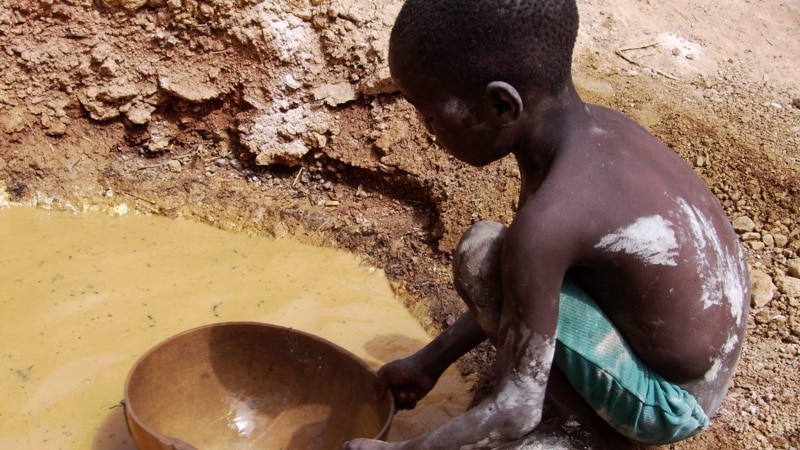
xmin=484 ymin=81 xmax=523 ymax=127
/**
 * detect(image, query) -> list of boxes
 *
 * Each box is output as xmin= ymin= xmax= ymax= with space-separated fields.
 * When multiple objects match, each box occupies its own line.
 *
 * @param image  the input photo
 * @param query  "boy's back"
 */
xmin=523 ymin=103 xmax=749 ymax=413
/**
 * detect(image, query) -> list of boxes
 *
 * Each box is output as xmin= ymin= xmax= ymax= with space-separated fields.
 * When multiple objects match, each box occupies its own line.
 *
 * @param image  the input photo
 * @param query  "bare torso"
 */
xmin=511 ymin=104 xmax=749 ymax=411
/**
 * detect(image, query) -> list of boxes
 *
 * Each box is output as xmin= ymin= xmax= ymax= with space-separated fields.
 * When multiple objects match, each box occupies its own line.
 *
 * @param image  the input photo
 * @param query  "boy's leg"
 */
xmin=542 ymin=367 xmax=638 ymax=449
xmin=452 ymin=220 xmax=507 ymax=344
xmin=453 ymin=221 xmax=641 ymax=448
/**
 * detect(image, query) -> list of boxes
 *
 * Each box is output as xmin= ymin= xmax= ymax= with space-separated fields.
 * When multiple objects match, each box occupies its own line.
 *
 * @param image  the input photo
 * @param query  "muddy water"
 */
xmin=0 ymin=206 xmax=471 ymax=449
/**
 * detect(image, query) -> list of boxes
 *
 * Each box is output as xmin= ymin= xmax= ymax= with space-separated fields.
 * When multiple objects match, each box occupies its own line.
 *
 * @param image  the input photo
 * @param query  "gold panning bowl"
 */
xmin=124 ymin=322 xmax=394 ymax=449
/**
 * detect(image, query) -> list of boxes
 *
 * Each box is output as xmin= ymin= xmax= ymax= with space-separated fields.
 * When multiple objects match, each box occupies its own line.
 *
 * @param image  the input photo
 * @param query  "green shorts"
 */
xmin=554 ymin=279 xmax=709 ymax=445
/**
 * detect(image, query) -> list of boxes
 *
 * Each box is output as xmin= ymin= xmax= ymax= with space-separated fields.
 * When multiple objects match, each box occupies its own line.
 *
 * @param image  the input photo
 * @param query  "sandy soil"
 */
xmin=0 ymin=0 xmax=798 ymax=448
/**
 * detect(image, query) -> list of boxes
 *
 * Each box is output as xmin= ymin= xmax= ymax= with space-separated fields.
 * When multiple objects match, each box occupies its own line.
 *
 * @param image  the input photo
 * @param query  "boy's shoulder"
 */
xmin=516 ymin=107 xmax=730 ymax=252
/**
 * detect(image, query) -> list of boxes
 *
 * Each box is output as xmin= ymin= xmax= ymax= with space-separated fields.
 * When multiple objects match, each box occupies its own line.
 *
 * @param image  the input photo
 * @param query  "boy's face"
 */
xmin=391 ymin=64 xmax=510 ymax=167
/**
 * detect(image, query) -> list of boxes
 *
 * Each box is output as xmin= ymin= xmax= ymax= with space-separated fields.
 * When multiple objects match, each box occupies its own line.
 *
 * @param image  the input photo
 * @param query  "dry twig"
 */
xmin=615 ymin=43 xmax=678 ymax=81
xmin=119 ymin=190 xmax=156 ymax=205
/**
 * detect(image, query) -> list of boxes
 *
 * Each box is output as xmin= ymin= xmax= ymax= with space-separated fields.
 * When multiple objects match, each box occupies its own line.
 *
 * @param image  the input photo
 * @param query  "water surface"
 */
xmin=0 ymin=206 xmax=470 ymax=449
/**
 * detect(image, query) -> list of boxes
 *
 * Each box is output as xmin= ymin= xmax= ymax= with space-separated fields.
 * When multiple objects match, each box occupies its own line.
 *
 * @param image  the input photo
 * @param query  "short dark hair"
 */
xmin=390 ymin=0 xmax=579 ymax=95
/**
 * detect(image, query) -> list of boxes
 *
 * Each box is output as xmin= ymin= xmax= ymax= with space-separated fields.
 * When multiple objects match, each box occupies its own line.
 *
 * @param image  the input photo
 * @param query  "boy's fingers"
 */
xmin=395 ymin=392 xmax=417 ymax=410
xmin=373 ymin=377 xmax=388 ymax=400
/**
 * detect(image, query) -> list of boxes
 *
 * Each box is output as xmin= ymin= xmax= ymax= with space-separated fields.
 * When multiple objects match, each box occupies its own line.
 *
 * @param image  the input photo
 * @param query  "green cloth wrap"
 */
xmin=554 ymin=278 xmax=709 ymax=445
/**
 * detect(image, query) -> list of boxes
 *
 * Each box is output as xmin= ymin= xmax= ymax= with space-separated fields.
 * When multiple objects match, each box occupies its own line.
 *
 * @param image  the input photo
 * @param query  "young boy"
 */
xmin=345 ymin=0 xmax=750 ymax=448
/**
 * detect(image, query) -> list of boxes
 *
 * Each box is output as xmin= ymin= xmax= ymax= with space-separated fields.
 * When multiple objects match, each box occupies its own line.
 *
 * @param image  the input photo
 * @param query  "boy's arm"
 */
xmin=376 ymin=311 xmax=486 ymax=410
xmin=347 ymin=218 xmax=565 ymax=449
xmin=348 ymin=295 xmax=560 ymax=449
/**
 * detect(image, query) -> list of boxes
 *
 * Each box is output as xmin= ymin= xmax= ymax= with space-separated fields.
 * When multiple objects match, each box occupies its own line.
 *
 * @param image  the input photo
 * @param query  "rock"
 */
xmin=41 ymin=114 xmax=67 ymax=136
xmin=695 ymin=155 xmax=705 ymax=167
xmin=283 ymin=74 xmax=303 ymax=91
xmin=46 ymin=98 xmax=70 ymax=119
xmin=125 ymin=103 xmax=154 ymax=125
xmin=775 ymin=276 xmax=800 ymax=299
xmin=774 ymin=233 xmax=789 ymax=247
xmin=147 ymin=120 xmax=178 ymax=152
xmin=90 ymin=42 xmax=114 ymax=64
xmin=741 ymin=232 xmax=761 ymax=241
xmin=788 ymin=259 xmax=800 ymax=278
xmin=357 ymin=67 xmax=398 ymax=96
xmin=0 ymin=106 xmax=29 ymax=133
xmin=255 ymin=139 xmax=309 ymax=167
xmin=99 ymin=58 xmax=119 ymax=77
xmin=158 ymin=73 xmax=220 ymax=103
xmin=304 ymin=132 xmax=328 ymax=149
xmin=77 ymin=90 xmax=120 ymax=121
xmin=750 ymin=269 xmax=776 ymax=307
xmin=732 ymin=216 xmax=756 ymax=233
xmin=167 ymin=159 xmax=182 ymax=172
xmin=237 ymin=106 xmax=328 ymax=167
xmin=753 ymin=309 xmax=773 ymax=325
xmin=101 ymin=0 xmax=148 ymax=11
xmin=97 ymin=84 xmax=139 ymax=103
xmin=313 ymin=82 xmax=357 ymax=106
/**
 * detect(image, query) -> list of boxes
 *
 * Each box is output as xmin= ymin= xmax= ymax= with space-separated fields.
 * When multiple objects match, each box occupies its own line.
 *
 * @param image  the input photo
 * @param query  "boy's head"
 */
xmin=388 ymin=0 xmax=580 ymax=166
xmin=389 ymin=0 xmax=579 ymax=97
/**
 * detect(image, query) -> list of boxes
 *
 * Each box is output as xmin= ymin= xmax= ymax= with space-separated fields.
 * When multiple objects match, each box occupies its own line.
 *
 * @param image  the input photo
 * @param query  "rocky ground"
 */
xmin=0 ymin=0 xmax=798 ymax=448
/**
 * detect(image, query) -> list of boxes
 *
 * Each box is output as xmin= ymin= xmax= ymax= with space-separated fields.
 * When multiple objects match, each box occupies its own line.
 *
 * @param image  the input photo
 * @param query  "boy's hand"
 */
xmin=376 ymin=356 xmax=439 ymax=410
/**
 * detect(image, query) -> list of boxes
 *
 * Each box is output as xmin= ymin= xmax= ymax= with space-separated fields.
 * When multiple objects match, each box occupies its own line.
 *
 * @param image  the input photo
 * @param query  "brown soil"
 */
xmin=1 ymin=0 xmax=798 ymax=448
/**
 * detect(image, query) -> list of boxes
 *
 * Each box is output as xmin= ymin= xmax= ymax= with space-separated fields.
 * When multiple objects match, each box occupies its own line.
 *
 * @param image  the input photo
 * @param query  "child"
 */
xmin=345 ymin=0 xmax=750 ymax=448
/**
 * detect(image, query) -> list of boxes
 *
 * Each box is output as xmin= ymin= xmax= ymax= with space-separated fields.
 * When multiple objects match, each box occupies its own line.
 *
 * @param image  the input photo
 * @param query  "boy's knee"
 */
xmin=453 ymin=221 xmax=507 ymax=284
xmin=455 ymin=221 xmax=507 ymax=262
xmin=453 ymin=221 xmax=507 ymax=323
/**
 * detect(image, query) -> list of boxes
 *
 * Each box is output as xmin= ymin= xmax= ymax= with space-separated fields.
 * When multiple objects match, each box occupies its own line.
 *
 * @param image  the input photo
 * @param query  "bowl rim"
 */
xmin=123 ymin=321 xmax=395 ymax=446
